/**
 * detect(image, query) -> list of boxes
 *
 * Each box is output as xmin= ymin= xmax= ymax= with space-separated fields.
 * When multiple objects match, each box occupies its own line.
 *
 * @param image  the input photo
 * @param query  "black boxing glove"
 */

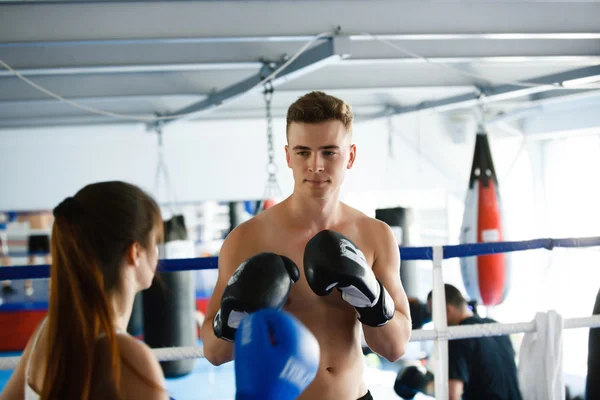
xmin=304 ymin=230 xmax=395 ymax=327
xmin=213 ymin=252 xmax=300 ymax=342
xmin=394 ymin=365 xmax=432 ymax=399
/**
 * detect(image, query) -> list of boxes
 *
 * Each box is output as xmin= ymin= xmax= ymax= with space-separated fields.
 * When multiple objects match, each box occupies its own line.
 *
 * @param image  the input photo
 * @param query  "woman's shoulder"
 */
xmin=115 ymin=334 xmax=164 ymax=380
xmin=96 ymin=334 xmax=168 ymax=400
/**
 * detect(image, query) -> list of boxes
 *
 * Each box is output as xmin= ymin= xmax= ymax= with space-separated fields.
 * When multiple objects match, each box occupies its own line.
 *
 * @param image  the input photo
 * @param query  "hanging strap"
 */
xmin=153 ymin=125 xmax=180 ymax=216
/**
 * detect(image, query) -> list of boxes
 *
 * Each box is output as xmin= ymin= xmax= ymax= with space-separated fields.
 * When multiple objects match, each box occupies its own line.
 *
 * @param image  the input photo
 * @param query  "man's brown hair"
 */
xmin=427 ymin=284 xmax=468 ymax=308
xmin=286 ymin=91 xmax=353 ymax=140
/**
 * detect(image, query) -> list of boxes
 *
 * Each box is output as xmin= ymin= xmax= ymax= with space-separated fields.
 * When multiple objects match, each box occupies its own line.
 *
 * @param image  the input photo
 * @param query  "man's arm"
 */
xmin=200 ymin=222 xmax=253 ymax=366
xmin=448 ymin=379 xmax=464 ymax=400
xmin=447 ymin=339 xmax=471 ymax=400
xmin=362 ymin=221 xmax=412 ymax=362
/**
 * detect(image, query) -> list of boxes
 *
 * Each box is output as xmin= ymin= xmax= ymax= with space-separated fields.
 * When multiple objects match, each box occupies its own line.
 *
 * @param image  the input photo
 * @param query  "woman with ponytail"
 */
xmin=1 ymin=181 xmax=170 ymax=400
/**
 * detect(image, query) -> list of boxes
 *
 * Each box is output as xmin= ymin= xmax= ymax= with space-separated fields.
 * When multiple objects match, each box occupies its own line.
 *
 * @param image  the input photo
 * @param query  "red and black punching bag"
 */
xmin=262 ymin=198 xmax=277 ymax=210
xmin=460 ymin=129 xmax=510 ymax=306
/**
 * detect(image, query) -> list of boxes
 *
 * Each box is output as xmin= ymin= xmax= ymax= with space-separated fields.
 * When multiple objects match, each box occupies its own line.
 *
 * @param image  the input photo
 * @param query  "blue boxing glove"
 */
xmin=234 ymin=309 xmax=320 ymax=400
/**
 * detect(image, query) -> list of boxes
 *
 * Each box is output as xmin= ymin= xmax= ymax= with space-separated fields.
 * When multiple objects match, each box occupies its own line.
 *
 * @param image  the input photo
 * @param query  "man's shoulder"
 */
xmin=226 ymin=214 xmax=268 ymax=243
xmin=340 ymin=205 xmax=397 ymax=257
xmin=219 ymin=218 xmax=265 ymax=269
xmin=341 ymin=203 xmax=388 ymax=229
xmin=222 ymin=207 xmax=282 ymax=249
xmin=353 ymin=212 xmax=395 ymax=242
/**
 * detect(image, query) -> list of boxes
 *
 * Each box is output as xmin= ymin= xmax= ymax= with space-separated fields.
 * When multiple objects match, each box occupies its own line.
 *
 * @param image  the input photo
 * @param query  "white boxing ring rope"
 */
xmin=2 ymin=315 xmax=600 ymax=368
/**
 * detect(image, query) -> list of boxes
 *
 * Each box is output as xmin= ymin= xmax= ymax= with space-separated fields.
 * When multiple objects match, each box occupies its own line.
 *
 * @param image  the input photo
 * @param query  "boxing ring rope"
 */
xmin=2 ymin=236 xmax=599 ymax=280
xmin=1 ymin=313 xmax=600 ymax=370
xmin=2 ymin=236 xmax=600 ymax=399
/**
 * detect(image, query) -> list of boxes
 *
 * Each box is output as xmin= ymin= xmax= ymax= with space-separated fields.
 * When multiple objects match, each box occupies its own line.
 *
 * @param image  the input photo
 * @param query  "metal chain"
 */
xmin=263 ymin=81 xmax=281 ymax=199
xmin=264 ymin=81 xmax=275 ymax=173
xmin=477 ymin=94 xmax=487 ymax=129
xmin=386 ymin=114 xmax=394 ymax=159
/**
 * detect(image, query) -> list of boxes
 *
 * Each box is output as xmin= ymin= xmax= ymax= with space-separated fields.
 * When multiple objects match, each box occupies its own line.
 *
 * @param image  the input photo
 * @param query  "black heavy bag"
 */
xmin=143 ymin=214 xmax=197 ymax=377
xmin=163 ymin=214 xmax=188 ymax=242
xmin=375 ymin=207 xmax=419 ymax=297
xmin=127 ymin=292 xmax=144 ymax=337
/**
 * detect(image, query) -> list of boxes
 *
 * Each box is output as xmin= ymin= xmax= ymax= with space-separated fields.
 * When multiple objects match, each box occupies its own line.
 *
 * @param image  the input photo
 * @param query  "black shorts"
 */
xmin=28 ymin=234 xmax=50 ymax=255
xmin=358 ymin=391 xmax=373 ymax=400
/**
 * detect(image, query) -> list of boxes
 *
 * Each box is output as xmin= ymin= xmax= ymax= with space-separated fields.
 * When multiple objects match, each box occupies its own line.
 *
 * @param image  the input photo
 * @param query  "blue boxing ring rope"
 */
xmin=2 ymin=236 xmax=600 ymax=400
xmin=2 ymin=236 xmax=599 ymax=280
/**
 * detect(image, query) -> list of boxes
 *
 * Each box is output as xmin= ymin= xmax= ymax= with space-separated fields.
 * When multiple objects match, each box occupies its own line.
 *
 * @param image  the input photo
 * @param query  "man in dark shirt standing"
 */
xmin=427 ymin=284 xmax=522 ymax=400
xmin=585 ymin=285 xmax=600 ymax=400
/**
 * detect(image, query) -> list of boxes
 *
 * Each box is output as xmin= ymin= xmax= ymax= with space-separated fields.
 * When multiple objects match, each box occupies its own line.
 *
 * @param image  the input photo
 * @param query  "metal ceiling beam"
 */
xmin=1 ymin=1 xmax=599 ymax=42
xmin=2 ymin=33 xmax=600 ymax=49
xmin=2 ymin=36 xmax=598 ymax=68
xmin=350 ymin=33 xmax=600 ymax=41
xmin=0 ymin=93 xmax=205 ymax=103
xmin=0 ymin=106 xmax=412 ymax=128
xmin=3 ymin=57 xmax=600 ymax=78
xmin=529 ymin=88 xmax=600 ymax=104
xmin=0 ymin=86 xmax=469 ymax=107
xmin=341 ymin=56 xmax=600 ymax=67
xmin=0 ymin=63 xmax=261 ymax=77
xmin=0 ymin=115 xmax=143 ymax=128
xmin=156 ymin=36 xmax=350 ymax=127
xmin=0 ymin=37 xmax=320 ymax=48
xmin=372 ymin=65 xmax=600 ymax=118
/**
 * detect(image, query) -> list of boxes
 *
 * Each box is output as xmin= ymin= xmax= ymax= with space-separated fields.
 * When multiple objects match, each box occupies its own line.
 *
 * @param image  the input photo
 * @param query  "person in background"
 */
xmin=426 ymin=284 xmax=522 ymax=400
xmin=585 ymin=284 xmax=600 ymax=400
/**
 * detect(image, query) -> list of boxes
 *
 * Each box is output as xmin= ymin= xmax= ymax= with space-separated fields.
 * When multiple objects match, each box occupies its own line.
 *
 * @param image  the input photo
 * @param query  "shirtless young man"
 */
xmin=200 ymin=91 xmax=412 ymax=400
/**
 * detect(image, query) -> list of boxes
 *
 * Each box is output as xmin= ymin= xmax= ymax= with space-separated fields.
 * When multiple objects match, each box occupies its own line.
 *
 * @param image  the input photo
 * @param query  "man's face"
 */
xmin=285 ymin=120 xmax=355 ymax=199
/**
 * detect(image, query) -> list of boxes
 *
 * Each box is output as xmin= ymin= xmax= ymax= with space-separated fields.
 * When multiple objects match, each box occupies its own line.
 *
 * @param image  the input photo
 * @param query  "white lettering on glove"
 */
xmin=279 ymin=356 xmax=316 ymax=390
xmin=339 ymin=239 xmax=368 ymax=269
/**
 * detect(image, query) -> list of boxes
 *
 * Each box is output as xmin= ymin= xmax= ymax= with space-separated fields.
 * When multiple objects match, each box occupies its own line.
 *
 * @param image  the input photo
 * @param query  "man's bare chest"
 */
xmin=257 ymin=227 xmax=375 ymax=309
